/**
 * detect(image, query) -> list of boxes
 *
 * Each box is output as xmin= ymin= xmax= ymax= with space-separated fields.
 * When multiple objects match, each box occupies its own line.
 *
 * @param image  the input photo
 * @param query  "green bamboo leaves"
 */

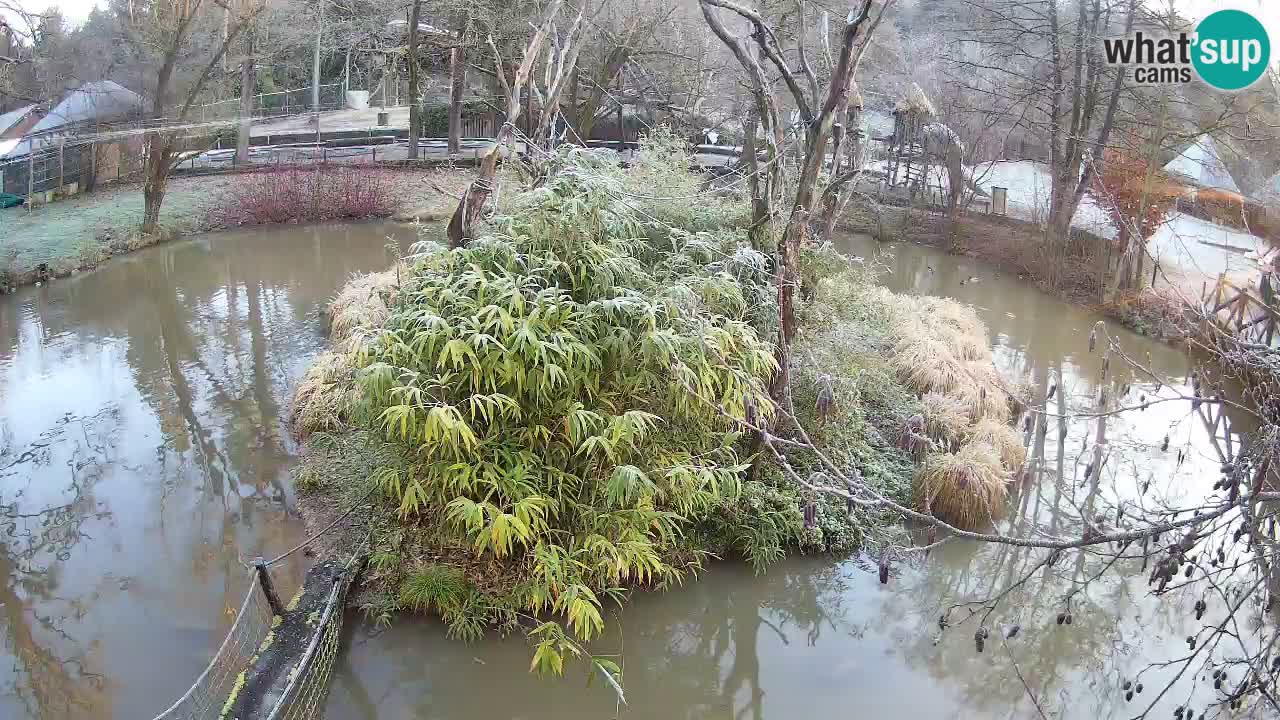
xmin=351 ymin=150 xmax=777 ymax=657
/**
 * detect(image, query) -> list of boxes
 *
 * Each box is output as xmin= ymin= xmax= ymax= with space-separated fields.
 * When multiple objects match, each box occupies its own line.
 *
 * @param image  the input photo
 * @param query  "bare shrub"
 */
xmin=208 ymin=165 xmax=399 ymax=228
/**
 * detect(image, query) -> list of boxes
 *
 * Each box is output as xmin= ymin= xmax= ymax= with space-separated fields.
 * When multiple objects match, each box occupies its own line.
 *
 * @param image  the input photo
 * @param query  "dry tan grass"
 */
xmin=920 ymin=391 xmax=971 ymax=445
xmin=956 ymin=361 xmax=1013 ymax=422
xmin=292 ymin=267 xmax=403 ymax=436
xmin=330 ymin=268 xmax=400 ymax=342
xmin=926 ymin=297 xmax=985 ymax=337
xmin=292 ymin=351 xmax=362 ymax=435
xmin=891 ymin=341 xmax=967 ymax=394
xmin=915 ymin=442 xmax=1011 ymax=530
xmin=861 ymin=288 xmax=1025 ymax=529
xmin=966 ymin=418 xmax=1027 ymax=472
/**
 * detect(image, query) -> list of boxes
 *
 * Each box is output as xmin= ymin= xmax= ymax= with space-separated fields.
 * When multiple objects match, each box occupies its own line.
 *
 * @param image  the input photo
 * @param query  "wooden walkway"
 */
xmin=1203 ymin=273 xmax=1280 ymax=347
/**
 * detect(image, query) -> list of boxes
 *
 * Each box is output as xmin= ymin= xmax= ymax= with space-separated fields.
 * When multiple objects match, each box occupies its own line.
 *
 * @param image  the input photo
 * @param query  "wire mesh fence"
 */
xmin=265 ymin=563 xmax=357 ymax=720
xmin=145 ymin=552 xmax=361 ymax=720
xmin=0 ymin=136 xmax=149 ymax=198
xmin=186 ymin=84 xmax=345 ymax=124
xmin=150 ymin=569 xmax=276 ymax=720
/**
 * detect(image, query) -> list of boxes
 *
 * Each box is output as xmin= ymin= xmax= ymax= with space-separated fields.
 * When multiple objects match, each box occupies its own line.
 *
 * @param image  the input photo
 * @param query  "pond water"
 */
xmin=0 ymin=223 xmax=1252 ymax=719
xmin=0 ymin=221 xmax=419 ymax=719
xmin=324 ymin=234 xmax=1255 ymax=720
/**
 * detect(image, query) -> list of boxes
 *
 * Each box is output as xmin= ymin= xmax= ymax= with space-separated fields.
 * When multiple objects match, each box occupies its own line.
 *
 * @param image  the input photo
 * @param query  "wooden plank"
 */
xmin=1210 ymin=290 xmax=1242 ymax=315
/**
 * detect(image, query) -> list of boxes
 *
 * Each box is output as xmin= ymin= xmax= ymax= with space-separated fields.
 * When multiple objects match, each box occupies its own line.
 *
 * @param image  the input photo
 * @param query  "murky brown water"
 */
xmin=0 ymin=221 xmax=419 ymax=720
xmin=0 ymin=223 xmax=1252 ymax=720
xmin=324 ymin=234 xmax=1254 ymax=720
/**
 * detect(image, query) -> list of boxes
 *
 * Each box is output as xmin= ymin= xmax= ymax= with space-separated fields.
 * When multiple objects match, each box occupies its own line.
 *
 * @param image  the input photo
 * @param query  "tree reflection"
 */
xmin=0 ymin=223 xmax=414 ymax=719
xmin=329 ymin=561 xmax=853 ymax=720
xmin=0 ymin=411 xmax=112 ymax=719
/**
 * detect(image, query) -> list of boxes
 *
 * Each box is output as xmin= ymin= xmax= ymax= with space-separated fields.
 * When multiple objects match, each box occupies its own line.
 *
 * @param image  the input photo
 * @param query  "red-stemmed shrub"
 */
xmin=208 ymin=165 xmax=399 ymax=228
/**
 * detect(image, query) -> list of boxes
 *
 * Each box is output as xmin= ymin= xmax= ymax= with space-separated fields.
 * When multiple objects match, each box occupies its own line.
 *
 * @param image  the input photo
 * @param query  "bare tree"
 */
xmin=699 ymin=0 xmax=874 ymax=403
xmin=117 ymin=0 xmax=266 ymax=234
xmin=945 ymin=0 xmax=1136 ymax=288
xmin=447 ymin=12 xmax=467 ymax=155
xmin=236 ymin=24 xmax=256 ymax=163
xmin=406 ymin=0 xmax=424 ymax=158
xmin=445 ymin=0 xmax=573 ymax=247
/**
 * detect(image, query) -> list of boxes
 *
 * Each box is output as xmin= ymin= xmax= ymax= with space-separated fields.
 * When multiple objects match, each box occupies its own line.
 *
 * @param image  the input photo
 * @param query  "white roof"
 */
xmin=1162 ymin=134 xmax=1240 ymax=194
xmin=0 ymin=104 xmax=37 ymax=136
xmin=28 ymin=81 xmax=141 ymax=134
xmin=0 ymin=82 xmax=142 ymax=160
xmin=0 ymin=138 xmax=19 ymax=158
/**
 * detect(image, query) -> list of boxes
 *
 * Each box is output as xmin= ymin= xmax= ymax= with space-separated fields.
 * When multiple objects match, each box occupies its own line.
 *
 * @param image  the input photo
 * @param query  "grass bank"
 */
xmin=0 ymin=167 xmax=474 ymax=292
xmin=288 ymin=137 xmax=1026 ymax=675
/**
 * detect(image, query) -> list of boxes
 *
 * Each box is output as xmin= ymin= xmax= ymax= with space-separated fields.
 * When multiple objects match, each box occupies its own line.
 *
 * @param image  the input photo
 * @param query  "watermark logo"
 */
xmin=1103 ymin=9 xmax=1270 ymax=90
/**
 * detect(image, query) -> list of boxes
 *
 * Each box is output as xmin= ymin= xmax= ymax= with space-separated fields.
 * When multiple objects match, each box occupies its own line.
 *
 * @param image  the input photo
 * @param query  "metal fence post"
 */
xmin=254 ymin=557 xmax=285 ymax=615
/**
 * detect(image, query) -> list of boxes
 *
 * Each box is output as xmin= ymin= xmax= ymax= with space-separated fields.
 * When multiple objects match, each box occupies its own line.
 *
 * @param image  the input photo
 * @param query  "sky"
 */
xmin=3 ymin=0 xmax=101 ymax=28
xmin=3 ymin=0 xmax=1280 ymax=65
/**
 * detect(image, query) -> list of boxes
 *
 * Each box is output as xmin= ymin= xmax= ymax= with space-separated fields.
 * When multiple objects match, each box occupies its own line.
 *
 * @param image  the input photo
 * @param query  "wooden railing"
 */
xmin=1203 ymin=273 xmax=1280 ymax=347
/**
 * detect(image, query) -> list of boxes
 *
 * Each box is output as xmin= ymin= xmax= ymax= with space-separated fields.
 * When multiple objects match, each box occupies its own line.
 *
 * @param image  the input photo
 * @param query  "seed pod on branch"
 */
xmin=815 ymin=373 xmax=835 ymax=422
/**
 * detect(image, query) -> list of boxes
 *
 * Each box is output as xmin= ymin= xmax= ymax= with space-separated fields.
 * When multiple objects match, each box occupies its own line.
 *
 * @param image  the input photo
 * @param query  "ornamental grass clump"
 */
xmin=866 ymin=290 xmax=1026 ymax=526
xmin=915 ymin=442 xmax=1011 ymax=530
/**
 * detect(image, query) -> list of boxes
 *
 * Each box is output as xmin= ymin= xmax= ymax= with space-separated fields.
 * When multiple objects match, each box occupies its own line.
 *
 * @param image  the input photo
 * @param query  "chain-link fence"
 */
xmin=0 ymin=136 xmax=148 ymax=198
xmin=150 ymin=569 xmax=276 ymax=720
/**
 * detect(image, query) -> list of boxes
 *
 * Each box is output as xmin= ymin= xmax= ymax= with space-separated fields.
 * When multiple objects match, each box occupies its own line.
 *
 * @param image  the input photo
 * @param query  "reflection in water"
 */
xmin=0 ymin=221 xmax=419 ymax=719
xmin=328 ymin=233 xmax=1253 ymax=720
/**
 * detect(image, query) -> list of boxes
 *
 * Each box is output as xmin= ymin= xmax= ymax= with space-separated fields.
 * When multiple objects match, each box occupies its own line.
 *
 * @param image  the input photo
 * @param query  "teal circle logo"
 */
xmin=1192 ymin=9 xmax=1270 ymax=90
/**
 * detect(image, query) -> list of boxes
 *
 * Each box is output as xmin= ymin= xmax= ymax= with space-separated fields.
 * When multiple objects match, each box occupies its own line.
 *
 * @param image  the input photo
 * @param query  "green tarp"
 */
xmin=0 ymin=193 xmax=24 ymax=209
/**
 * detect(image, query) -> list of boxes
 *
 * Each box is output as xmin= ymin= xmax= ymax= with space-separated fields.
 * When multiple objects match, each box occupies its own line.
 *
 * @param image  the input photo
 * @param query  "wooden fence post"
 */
xmin=253 ymin=557 xmax=285 ymax=615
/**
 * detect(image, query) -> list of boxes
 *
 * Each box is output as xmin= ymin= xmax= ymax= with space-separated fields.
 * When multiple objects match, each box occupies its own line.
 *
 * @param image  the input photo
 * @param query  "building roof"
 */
xmin=28 ymin=80 xmax=142 ymax=134
xmin=0 ymin=104 xmax=38 ymax=136
xmin=1162 ymin=134 xmax=1241 ymax=195
xmin=0 ymin=81 xmax=142 ymax=160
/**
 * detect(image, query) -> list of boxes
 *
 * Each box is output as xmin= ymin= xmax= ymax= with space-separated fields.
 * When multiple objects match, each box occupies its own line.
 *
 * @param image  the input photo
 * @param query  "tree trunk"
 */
xmin=742 ymin=107 xmax=768 ymax=251
xmin=142 ymin=137 xmax=171 ymax=235
xmin=407 ymin=0 xmax=423 ymax=159
xmin=575 ymin=49 xmax=627 ymax=140
xmin=236 ymin=29 xmax=255 ymax=164
xmin=448 ymin=38 xmax=466 ymax=155
xmin=446 ymin=0 xmax=565 ymax=246
xmin=311 ymin=0 xmax=323 ymax=111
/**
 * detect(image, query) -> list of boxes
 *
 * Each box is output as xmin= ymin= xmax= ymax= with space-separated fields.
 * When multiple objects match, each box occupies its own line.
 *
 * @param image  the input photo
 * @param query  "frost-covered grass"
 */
xmin=0 ymin=167 xmax=476 ymax=289
xmin=971 ymin=159 xmax=1115 ymax=238
xmin=1147 ymin=212 xmax=1267 ymax=279
xmin=0 ymin=175 xmax=235 ymax=281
